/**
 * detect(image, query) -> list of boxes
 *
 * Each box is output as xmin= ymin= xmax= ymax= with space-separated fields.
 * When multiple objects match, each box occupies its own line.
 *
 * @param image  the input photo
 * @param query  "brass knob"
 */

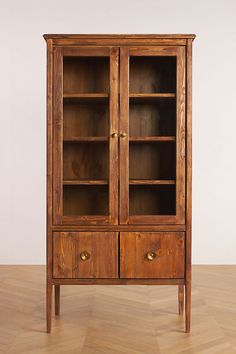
xmin=120 ymin=132 xmax=127 ymax=138
xmin=111 ymin=132 xmax=118 ymax=138
xmin=80 ymin=251 xmax=90 ymax=261
xmin=146 ymin=251 xmax=157 ymax=261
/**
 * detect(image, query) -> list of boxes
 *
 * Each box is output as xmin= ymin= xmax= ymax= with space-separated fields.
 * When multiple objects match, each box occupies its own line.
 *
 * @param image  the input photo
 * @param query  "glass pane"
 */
xmin=129 ymin=185 xmax=176 ymax=215
xmin=129 ymin=56 xmax=176 ymax=93
xmin=129 ymin=100 xmax=176 ymax=137
xmin=63 ymin=57 xmax=109 ymax=93
xmin=62 ymin=56 xmax=110 ymax=216
xmin=129 ymin=56 xmax=177 ymax=216
xmin=63 ymin=185 xmax=109 ymax=216
xmin=64 ymin=102 xmax=109 ymax=138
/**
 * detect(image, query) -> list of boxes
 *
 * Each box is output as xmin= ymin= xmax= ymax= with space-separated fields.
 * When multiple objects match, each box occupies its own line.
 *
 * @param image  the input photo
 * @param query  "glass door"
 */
xmin=53 ymin=47 xmax=119 ymax=225
xmin=119 ymin=46 xmax=186 ymax=224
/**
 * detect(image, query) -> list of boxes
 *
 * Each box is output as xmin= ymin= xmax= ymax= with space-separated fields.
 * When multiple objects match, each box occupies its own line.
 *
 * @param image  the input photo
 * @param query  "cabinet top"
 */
xmin=43 ymin=34 xmax=196 ymax=40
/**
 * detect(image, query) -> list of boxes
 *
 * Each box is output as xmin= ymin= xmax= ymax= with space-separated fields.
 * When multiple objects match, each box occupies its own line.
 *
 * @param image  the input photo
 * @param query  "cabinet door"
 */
xmin=120 ymin=46 xmax=186 ymax=224
xmin=120 ymin=232 xmax=185 ymax=278
xmin=53 ymin=232 xmax=118 ymax=278
xmin=53 ymin=47 xmax=119 ymax=225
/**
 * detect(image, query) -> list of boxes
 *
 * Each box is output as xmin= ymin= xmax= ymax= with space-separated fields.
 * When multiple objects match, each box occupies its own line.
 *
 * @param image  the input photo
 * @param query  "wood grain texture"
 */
xmin=185 ymin=38 xmax=193 ymax=333
xmin=120 ymin=232 xmax=185 ymax=279
xmin=46 ymin=39 xmax=53 ymax=334
xmin=53 ymin=232 xmax=118 ymax=279
xmin=46 ymin=281 xmax=52 ymax=333
xmin=109 ymin=47 xmax=119 ymax=224
xmin=54 ymin=285 xmax=60 ymax=316
xmin=44 ymin=35 xmax=196 ymax=48
xmin=44 ymin=34 xmax=196 ymax=39
xmin=53 ymin=47 xmax=63 ymax=224
xmin=175 ymin=46 xmax=186 ymax=224
xmin=119 ymin=47 xmax=129 ymax=224
xmin=52 ymin=278 xmax=184 ymax=285
xmin=178 ymin=284 xmax=184 ymax=315
xmin=50 ymin=224 xmax=186 ymax=232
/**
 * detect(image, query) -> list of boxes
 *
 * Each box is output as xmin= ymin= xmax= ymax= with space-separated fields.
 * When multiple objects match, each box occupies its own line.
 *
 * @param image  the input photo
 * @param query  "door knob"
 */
xmin=80 ymin=251 xmax=91 ymax=261
xmin=146 ymin=251 xmax=157 ymax=261
xmin=120 ymin=132 xmax=127 ymax=138
xmin=111 ymin=132 xmax=118 ymax=138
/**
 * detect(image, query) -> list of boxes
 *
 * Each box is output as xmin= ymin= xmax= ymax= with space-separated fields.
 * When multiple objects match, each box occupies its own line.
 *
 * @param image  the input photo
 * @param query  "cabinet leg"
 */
xmin=185 ymin=282 xmax=191 ymax=333
xmin=55 ymin=285 xmax=60 ymax=316
xmin=46 ymin=282 xmax=52 ymax=333
xmin=178 ymin=285 xmax=184 ymax=316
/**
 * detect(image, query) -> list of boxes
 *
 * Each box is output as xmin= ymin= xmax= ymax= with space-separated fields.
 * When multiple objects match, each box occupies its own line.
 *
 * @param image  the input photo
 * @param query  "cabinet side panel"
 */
xmin=185 ymin=39 xmax=193 ymax=332
xmin=186 ymin=40 xmax=193 ymax=284
xmin=46 ymin=39 xmax=53 ymax=280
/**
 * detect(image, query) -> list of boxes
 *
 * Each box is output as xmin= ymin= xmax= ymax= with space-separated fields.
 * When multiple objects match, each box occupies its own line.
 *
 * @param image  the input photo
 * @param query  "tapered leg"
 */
xmin=55 ymin=285 xmax=60 ymax=316
xmin=46 ymin=282 xmax=52 ymax=333
xmin=178 ymin=285 xmax=184 ymax=316
xmin=185 ymin=282 xmax=191 ymax=333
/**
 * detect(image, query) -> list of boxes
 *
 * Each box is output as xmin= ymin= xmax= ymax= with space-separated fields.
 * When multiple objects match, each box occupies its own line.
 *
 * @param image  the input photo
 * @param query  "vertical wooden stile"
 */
xmin=119 ymin=48 xmax=129 ymax=224
xmin=185 ymin=38 xmax=193 ymax=333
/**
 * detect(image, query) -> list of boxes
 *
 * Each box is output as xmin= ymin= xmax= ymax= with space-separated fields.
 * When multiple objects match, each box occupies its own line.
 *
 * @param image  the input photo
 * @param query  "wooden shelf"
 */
xmin=129 ymin=180 xmax=175 ymax=185
xmin=63 ymin=179 xmax=108 ymax=185
xmin=63 ymin=137 xmax=108 ymax=142
xmin=63 ymin=93 xmax=109 ymax=101
xmin=129 ymin=136 xmax=176 ymax=142
xmin=129 ymin=93 xmax=175 ymax=101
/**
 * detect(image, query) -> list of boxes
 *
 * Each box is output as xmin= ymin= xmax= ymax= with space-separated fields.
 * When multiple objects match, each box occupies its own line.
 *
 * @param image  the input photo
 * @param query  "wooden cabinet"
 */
xmin=44 ymin=34 xmax=195 ymax=333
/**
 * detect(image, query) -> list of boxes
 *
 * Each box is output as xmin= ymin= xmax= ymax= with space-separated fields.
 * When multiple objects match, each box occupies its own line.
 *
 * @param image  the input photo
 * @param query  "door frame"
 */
xmin=119 ymin=46 xmax=186 ymax=225
xmin=53 ymin=46 xmax=119 ymax=225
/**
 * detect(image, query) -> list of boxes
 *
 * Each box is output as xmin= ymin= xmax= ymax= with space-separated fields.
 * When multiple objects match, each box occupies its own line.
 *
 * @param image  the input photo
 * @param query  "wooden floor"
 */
xmin=0 ymin=266 xmax=236 ymax=354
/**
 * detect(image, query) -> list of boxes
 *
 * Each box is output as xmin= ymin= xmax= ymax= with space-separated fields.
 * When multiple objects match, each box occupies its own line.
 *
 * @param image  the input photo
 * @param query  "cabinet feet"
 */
xmin=178 ymin=285 xmax=184 ymax=316
xmin=55 ymin=285 xmax=60 ymax=316
xmin=46 ymin=282 xmax=52 ymax=333
xmin=185 ymin=282 xmax=191 ymax=333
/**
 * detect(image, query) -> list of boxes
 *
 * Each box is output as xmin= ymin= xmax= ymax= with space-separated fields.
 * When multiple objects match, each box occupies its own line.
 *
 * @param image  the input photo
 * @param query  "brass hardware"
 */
xmin=120 ymin=132 xmax=127 ymax=138
xmin=80 ymin=251 xmax=90 ymax=261
xmin=146 ymin=251 xmax=157 ymax=261
xmin=111 ymin=132 xmax=118 ymax=138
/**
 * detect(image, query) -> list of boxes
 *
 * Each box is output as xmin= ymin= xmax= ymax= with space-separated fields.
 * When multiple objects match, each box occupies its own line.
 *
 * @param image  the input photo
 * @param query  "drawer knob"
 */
xmin=111 ymin=132 xmax=118 ymax=138
xmin=146 ymin=251 xmax=157 ymax=261
xmin=120 ymin=132 xmax=127 ymax=138
xmin=80 ymin=251 xmax=90 ymax=261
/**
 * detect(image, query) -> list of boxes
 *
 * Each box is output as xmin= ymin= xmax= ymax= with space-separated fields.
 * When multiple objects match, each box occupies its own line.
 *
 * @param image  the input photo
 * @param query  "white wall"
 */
xmin=0 ymin=0 xmax=236 ymax=264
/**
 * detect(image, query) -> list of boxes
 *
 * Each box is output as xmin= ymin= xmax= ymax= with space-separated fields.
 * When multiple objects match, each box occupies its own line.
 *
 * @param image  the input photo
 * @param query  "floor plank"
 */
xmin=0 ymin=266 xmax=235 ymax=353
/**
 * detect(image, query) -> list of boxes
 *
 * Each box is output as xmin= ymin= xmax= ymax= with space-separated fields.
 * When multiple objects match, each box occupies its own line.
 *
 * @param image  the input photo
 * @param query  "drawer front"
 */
xmin=53 ymin=232 xmax=118 ymax=279
xmin=120 ymin=232 xmax=185 ymax=279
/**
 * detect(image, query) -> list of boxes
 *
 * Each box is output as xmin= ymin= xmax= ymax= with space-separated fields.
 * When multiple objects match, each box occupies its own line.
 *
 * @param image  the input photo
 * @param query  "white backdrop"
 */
xmin=0 ymin=0 xmax=236 ymax=264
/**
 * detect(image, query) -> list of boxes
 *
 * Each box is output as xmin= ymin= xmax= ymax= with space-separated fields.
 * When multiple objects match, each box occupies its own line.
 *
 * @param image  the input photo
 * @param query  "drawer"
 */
xmin=53 ymin=232 xmax=118 ymax=278
xmin=120 ymin=232 xmax=185 ymax=279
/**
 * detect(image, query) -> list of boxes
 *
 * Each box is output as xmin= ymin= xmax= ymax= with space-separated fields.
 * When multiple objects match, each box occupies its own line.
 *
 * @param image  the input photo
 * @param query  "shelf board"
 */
xmin=129 ymin=136 xmax=176 ymax=142
xmin=129 ymin=179 xmax=176 ymax=185
xmin=63 ymin=179 xmax=108 ymax=185
xmin=129 ymin=93 xmax=176 ymax=101
xmin=63 ymin=93 xmax=109 ymax=101
xmin=63 ymin=137 xmax=108 ymax=143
